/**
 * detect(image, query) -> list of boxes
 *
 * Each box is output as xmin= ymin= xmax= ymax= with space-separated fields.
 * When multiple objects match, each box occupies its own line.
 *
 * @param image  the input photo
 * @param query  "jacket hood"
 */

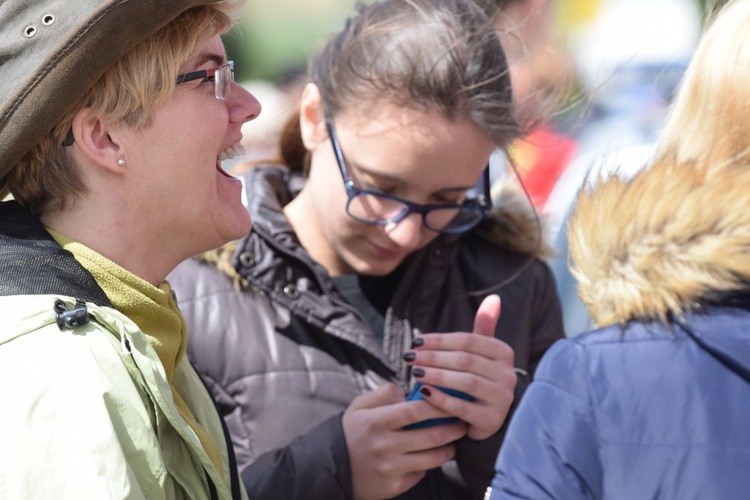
xmin=569 ymin=157 xmax=750 ymax=326
xmin=479 ymin=178 xmax=551 ymax=260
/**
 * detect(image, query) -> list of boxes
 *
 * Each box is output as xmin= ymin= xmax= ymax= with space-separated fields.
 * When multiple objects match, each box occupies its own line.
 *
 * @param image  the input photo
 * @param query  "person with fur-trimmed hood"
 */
xmin=490 ymin=0 xmax=750 ymax=498
xmin=168 ymin=1 xmax=564 ymax=498
xmin=0 ymin=1 xmax=260 ymax=498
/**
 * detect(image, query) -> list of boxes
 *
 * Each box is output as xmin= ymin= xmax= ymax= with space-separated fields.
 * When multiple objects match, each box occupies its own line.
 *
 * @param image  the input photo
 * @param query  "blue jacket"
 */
xmin=491 ymin=140 xmax=750 ymax=499
xmin=491 ymin=301 xmax=750 ymax=499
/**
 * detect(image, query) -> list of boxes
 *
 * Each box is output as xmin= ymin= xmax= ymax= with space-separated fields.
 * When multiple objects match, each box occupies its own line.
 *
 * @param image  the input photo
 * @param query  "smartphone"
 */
xmin=403 ymin=382 xmax=475 ymax=429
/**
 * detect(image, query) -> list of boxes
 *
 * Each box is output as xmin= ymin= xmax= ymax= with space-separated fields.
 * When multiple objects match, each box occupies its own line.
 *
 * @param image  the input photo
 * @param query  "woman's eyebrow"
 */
xmin=355 ymin=164 xmax=475 ymax=193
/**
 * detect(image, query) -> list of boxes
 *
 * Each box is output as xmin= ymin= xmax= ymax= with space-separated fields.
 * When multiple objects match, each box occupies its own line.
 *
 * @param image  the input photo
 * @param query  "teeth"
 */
xmin=218 ymin=142 xmax=246 ymax=162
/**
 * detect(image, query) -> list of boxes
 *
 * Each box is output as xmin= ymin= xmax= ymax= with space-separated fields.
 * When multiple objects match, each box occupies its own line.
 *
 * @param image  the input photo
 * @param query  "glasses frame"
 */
xmin=63 ymin=60 xmax=236 ymax=147
xmin=325 ymin=118 xmax=492 ymax=234
xmin=175 ymin=60 xmax=234 ymax=101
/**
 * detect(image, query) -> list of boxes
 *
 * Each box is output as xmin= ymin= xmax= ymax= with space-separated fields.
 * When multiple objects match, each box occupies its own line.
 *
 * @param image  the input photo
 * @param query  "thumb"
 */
xmin=347 ymin=383 xmax=405 ymax=412
xmin=473 ymin=294 xmax=501 ymax=337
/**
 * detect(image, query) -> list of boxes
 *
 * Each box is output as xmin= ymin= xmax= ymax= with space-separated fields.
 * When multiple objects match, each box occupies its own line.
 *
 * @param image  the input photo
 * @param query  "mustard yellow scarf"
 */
xmin=48 ymin=230 xmax=225 ymax=481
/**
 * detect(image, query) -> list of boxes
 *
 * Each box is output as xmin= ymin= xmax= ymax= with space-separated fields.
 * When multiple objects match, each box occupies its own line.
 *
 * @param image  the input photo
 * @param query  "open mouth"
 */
xmin=216 ymin=142 xmax=246 ymax=177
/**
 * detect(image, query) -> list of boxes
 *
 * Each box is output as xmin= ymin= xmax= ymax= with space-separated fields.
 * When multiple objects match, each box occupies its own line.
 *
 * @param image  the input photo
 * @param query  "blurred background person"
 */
xmin=491 ymin=0 xmax=750 ymax=497
xmin=489 ymin=0 xmax=580 ymax=210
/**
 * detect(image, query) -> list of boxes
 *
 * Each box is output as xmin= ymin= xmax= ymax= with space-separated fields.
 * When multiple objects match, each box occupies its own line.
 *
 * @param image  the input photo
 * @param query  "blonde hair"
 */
xmin=8 ymin=3 xmax=238 ymax=215
xmin=654 ymin=0 xmax=750 ymax=171
xmin=568 ymin=0 xmax=750 ymax=326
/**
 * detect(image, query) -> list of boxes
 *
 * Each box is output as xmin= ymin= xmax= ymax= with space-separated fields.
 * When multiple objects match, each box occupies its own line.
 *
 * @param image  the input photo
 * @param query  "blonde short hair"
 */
xmin=8 ymin=3 xmax=237 ymax=215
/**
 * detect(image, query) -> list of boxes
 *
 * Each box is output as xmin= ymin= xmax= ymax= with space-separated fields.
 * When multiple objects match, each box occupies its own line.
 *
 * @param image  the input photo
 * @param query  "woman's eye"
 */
xmin=364 ymin=184 xmax=396 ymax=195
xmin=435 ymin=194 xmax=465 ymax=205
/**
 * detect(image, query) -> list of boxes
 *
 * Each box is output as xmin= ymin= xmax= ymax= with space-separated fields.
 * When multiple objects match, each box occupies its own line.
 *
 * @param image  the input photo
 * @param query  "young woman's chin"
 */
xmin=347 ymin=253 xmax=403 ymax=277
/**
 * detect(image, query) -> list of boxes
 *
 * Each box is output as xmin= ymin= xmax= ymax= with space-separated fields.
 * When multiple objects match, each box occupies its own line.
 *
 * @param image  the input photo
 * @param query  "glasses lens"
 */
xmin=216 ymin=62 xmax=234 ymax=100
xmin=347 ymin=193 xmax=409 ymax=224
xmin=426 ymin=206 xmax=484 ymax=233
xmin=346 ymin=192 xmax=484 ymax=233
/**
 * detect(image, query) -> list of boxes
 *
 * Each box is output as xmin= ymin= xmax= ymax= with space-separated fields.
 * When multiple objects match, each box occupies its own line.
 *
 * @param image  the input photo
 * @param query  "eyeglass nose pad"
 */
xmin=383 ymin=211 xmax=422 ymax=246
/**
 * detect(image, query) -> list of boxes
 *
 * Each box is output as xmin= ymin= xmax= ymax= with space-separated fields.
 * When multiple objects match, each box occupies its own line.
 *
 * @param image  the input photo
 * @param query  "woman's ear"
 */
xmin=299 ymin=83 xmax=328 ymax=151
xmin=70 ymin=108 xmax=126 ymax=173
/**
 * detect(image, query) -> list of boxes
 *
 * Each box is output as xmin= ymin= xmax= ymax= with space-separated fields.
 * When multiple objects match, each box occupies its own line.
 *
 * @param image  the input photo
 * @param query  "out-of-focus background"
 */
xmin=227 ymin=0 xmax=724 ymax=82
xmin=224 ymin=0 xmax=730 ymax=336
xmin=225 ymin=0 xmax=727 ymax=164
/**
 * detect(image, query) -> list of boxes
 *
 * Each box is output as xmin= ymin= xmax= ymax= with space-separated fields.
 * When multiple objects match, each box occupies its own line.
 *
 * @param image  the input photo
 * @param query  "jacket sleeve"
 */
xmin=454 ymin=260 xmax=566 ymax=498
xmin=490 ymin=339 xmax=601 ymax=499
xmin=239 ymin=413 xmax=353 ymax=500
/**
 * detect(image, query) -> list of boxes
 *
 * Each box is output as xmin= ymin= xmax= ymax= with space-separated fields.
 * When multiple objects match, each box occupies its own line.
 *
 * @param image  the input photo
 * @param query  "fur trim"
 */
xmin=479 ymin=178 xmax=551 ymax=260
xmin=197 ymin=240 xmax=250 ymax=291
xmin=569 ymin=158 xmax=750 ymax=326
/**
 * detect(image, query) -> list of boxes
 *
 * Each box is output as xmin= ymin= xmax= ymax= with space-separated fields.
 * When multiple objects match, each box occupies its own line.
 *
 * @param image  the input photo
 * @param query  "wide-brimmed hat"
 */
xmin=0 ymin=0 xmax=231 ymax=197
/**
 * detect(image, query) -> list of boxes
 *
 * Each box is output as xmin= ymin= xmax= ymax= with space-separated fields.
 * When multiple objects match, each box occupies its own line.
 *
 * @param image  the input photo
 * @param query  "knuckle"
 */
xmin=368 ymin=435 xmax=392 ymax=459
xmin=416 ymin=351 xmax=434 ymax=365
xmin=377 ymin=460 xmax=399 ymax=478
xmin=407 ymin=401 xmax=427 ymax=421
xmin=455 ymin=352 xmax=473 ymax=372
xmin=432 ymin=444 xmax=456 ymax=466
xmin=430 ymin=425 xmax=453 ymax=444
xmin=500 ymin=341 xmax=515 ymax=361
xmin=457 ymin=334 xmax=473 ymax=351
xmin=508 ymin=369 xmax=519 ymax=389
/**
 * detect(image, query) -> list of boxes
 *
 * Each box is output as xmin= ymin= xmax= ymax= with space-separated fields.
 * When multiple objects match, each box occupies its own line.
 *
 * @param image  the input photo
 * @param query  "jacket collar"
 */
xmin=232 ymin=166 xmax=395 ymax=370
xmin=0 ymin=201 xmax=111 ymax=306
xmin=570 ymin=157 xmax=750 ymax=326
xmin=680 ymin=294 xmax=750 ymax=379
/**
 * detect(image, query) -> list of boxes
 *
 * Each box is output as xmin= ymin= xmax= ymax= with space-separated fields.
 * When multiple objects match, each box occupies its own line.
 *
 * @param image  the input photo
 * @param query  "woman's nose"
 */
xmin=228 ymin=82 xmax=261 ymax=124
xmin=384 ymin=212 xmax=423 ymax=250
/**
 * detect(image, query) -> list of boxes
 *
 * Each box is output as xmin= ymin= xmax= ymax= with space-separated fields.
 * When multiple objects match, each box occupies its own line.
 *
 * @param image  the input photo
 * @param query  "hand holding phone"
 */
xmin=401 ymin=294 xmax=517 ymax=440
xmin=403 ymin=382 xmax=474 ymax=429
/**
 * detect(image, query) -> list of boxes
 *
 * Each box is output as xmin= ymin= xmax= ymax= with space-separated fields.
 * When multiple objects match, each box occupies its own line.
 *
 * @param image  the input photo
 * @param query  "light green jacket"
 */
xmin=0 ymin=294 xmax=248 ymax=500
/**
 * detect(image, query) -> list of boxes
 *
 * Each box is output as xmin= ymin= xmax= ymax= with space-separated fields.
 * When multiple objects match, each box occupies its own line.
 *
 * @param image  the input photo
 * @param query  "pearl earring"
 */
xmin=117 ymin=158 xmax=125 ymax=166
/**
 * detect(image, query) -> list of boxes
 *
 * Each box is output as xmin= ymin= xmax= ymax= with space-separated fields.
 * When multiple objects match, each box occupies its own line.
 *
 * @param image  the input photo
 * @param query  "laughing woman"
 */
xmin=0 ymin=1 xmax=260 ymax=498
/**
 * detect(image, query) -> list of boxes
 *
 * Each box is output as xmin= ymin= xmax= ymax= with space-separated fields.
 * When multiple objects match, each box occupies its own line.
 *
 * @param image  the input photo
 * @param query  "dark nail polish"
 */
xmin=403 ymin=352 xmax=416 ymax=362
xmin=420 ymin=386 xmax=432 ymax=397
xmin=411 ymin=338 xmax=424 ymax=348
xmin=412 ymin=367 xmax=425 ymax=378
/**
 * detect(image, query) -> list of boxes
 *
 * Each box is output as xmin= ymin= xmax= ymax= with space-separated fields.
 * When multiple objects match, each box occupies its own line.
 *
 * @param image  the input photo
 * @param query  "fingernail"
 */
xmin=412 ymin=367 xmax=425 ymax=378
xmin=402 ymin=352 xmax=416 ymax=362
xmin=419 ymin=386 xmax=432 ymax=397
xmin=411 ymin=338 xmax=424 ymax=348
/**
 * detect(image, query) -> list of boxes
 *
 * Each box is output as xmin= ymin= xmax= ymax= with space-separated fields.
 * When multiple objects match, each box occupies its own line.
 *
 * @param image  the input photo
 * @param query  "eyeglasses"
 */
xmin=63 ymin=60 xmax=236 ymax=147
xmin=176 ymin=60 xmax=234 ymax=101
xmin=325 ymin=119 xmax=492 ymax=234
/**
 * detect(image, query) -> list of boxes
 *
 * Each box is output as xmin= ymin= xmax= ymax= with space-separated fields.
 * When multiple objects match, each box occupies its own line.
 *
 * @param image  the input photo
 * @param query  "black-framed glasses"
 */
xmin=325 ymin=119 xmax=492 ymax=234
xmin=176 ymin=60 xmax=234 ymax=101
xmin=63 ymin=60 xmax=236 ymax=147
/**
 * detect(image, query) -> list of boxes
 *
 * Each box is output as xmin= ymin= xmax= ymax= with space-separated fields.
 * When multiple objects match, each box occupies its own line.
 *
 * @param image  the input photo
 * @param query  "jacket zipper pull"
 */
xmin=54 ymin=298 xmax=89 ymax=329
